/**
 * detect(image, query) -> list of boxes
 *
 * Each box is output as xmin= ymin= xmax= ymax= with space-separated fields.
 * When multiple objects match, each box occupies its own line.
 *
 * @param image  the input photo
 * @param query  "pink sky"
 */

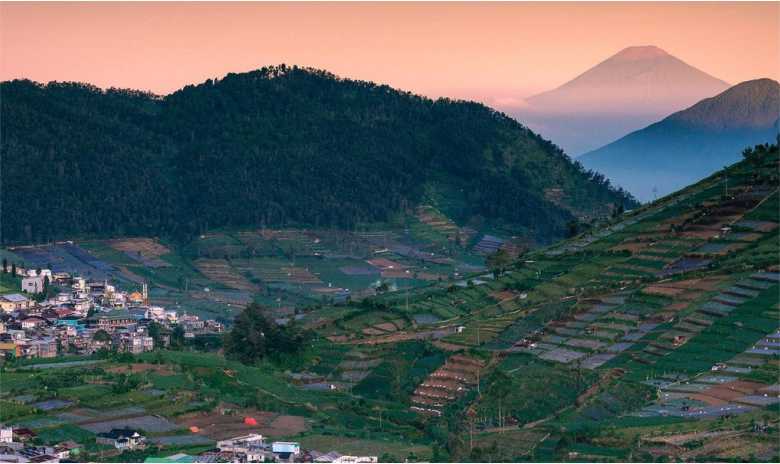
xmin=1 ymin=2 xmax=778 ymax=110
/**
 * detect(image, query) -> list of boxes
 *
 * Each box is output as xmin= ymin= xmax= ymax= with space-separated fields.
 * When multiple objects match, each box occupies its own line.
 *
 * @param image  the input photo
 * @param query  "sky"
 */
xmin=1 ymin=2 xmax=778 ymax=111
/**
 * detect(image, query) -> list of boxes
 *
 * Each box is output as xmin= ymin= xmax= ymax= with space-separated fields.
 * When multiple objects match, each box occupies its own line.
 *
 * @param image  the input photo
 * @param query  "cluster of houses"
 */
xmin=140 ymin=434 xmax=378 ymax=463
xmin=0 ymin=425 xmax=379 ymax=463
xmin=0 ymin=268 xmax=223 ymax=361
xmin=0 ymin=424 xmax=80 ymax=463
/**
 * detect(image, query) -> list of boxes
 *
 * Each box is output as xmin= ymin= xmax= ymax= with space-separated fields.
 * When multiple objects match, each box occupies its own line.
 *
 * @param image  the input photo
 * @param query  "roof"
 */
xmin=145 ymin=454 xmax=196 ymax=463
xmin=97 ymin=428 xmax=142 ymax=439
xmin=92 ymin=310 xmax=135 ymax=321
xmin=0 ymin=294 xmax=28 ymax=303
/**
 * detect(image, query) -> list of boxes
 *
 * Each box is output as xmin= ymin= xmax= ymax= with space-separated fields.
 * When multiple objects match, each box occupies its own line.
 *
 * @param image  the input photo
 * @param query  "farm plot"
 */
xmin=410 ymin=354 xmax=486 ymax=416
xmin=194 ymin=259 xmax=257 ymax=291
xmin=478 ymin=353 xmax=600 ymax=428
xmin=80 ymin=415 xmax=178 ymax=433
xmin=466 ymin=429 xmax=549 ymax=461
xmin=108 ymin=238 xmax=171 ymax=267
xmin=621 ymin=282 xmax=779 ymax=381
xmin=297 ymin=434 xmax=433 ymax=462
xmin=508 ymin=293 xmax=660 ymax=368
xmin=733 ymin=220 xmax=779 ymax=233
xmin=473 ymin=234 xmax=505 ymax=254
xmin=442 ymin=312 xmax=524 ymax=347
xmin=261 ymin=229 xmax=327 ymax=257
xmin=630 ymin=274 xmax=774 ymax=364
xmin=657 ymin=258 xmax=712 ymax=278
xmin=413 ymin=205 xmax=461 ymax=243
xmin=327 ymin=345 xmax=390 ymax=387
xmin=193 ymin=233 xmax=247 ymax=258
xmin=235 ymin=230 xmax=281 ymax=256
xmin=691 ymin=241 xmax=748 ymax=257
xmin=10 ymin=243 xmax=115 ymax=280
xmin=353 ymin=341 xmax=446 ymax=402
xmin=634 ymin=339 xmax=778 ymax=421
xmin=175 ymin=408 xmax=307 ymax=440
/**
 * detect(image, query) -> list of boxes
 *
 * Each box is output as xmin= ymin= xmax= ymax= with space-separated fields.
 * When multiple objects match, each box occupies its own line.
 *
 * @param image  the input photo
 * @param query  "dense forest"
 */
xmin=1 ymin=65 xmax=635 ymax=244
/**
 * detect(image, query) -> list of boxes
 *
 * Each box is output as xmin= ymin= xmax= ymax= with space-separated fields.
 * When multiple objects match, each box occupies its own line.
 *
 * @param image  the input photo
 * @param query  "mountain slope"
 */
xmin=578 ymin=78 xmax=780 ymax=201
xmin=316 ymin=142 xmax=779 ymax=462
xmin=0 ymin=66 xmax=635 ymax=245
xmin=516 ymin=46 xmax=730 ymax=155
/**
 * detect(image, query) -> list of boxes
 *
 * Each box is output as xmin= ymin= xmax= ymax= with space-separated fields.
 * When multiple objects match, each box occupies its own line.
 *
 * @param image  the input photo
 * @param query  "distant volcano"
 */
xmin=526 ymin=45 xmax=730 ymax=114
xmin=514 ymin=46 xmax=731 ymax=155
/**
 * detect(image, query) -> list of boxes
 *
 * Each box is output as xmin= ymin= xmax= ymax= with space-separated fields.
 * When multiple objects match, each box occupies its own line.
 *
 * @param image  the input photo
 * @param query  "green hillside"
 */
xmin=1 ymin=66 xmax=634 ymax=246
xmin=312 ymin=142 xmax=780 ymax=461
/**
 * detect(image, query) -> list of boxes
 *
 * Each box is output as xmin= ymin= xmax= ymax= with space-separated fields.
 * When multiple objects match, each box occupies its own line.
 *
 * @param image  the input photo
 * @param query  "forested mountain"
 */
xmin=579 ymin=78 xmax=780 ymax=201
xmin=1 ymin=66 xmax=635 ymax=244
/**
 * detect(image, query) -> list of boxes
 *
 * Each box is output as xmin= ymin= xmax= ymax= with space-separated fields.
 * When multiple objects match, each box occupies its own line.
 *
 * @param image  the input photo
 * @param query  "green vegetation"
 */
xmin=224 ymin=303 xmax=313 ymax=364
xmin=1 ymin=67 xmax=634 ymax=245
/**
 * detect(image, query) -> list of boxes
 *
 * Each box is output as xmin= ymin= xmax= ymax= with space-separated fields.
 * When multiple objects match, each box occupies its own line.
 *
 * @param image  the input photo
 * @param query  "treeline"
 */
xmin=1 ymin=65 xmax=636 ymax=244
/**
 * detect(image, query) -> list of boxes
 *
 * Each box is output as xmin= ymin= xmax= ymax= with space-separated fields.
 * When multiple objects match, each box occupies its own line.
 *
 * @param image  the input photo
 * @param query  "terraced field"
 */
xmin=318 ymin=146 xmax=780 ymax=461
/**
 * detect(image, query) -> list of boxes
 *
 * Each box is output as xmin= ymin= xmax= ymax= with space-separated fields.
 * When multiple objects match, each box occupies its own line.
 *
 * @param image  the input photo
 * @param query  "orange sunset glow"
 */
xmin=1 ymin=1 xmax=778 ymax=111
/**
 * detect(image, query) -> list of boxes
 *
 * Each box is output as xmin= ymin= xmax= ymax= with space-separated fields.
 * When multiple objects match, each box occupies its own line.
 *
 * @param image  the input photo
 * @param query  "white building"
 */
xmin=72 ymin=277 xmax=86 ymax=292
xmin=272 ymin=442 xmax=300 ymax=455
xmin=22 ymin=276 xmax=45 ymax=294
xmin=0 ymin=427 xmax=13 ymax=444
xmin=334 ymin=457 xmax=378 ymax=464
xmin=217 ymin=434 xmax=265 ymax=454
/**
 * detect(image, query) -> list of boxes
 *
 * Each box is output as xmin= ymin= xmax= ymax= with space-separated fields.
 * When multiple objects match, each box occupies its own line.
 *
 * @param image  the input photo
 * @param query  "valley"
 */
xmin=1 ymin=144 xmax=777 ymax=462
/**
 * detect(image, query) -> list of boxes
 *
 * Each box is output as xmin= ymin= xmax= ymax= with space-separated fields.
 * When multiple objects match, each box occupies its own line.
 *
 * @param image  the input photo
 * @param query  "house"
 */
xmin=217 ymin=434 xmax=265 ymax=454
xmin=18 ymin=338 xmax=57 ymax=359
xmin=116 ymin=332 xmax=154 ymax=354
xmin=96 ymin=428 xmax=146 ymax=450
xmin=20 ymin=317 xmax=47 ymax=331
xmin=12 ymin=428 xmax=36 ymax=442
xmin=0 ymin=294 xmax=32 ymax=312
xmin=0 ymin=426 xmax=13 ymax=444
xmin=18 ymin=446 xmax=59 ymax=463
xmin=313 ymin=451 xmax=343 ymax=463
xmin=0 ymin=446 xmax=23 ymax=464
xmin=90 ymin=310 xmax=137 ymax=331
xmin=271 ymin=442 xmax=300 ymax=455
xmin=146 ymin=306 xmax=178 ymax=323
xmin=272 ymin=442 xmax=301 ymax=461
xmin=21 ymin=276 xmax=45 ymax=294
xmin=72 ymin=278 xmax=86 ymax=292
xmin=0 ymin=342 xmax=17 ymax=359
xmin=53 ymin=441 xmax=80 ymax=460
xmin=333 ymin=456 xmax=377 ymax=464
xmin=128 ymin=292 xmax=145 ymax=304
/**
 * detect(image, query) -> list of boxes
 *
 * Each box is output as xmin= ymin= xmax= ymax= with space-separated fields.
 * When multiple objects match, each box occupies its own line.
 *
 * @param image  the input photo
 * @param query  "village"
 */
xmin=0 ymin=264 xmax=223 ymax=361
xmin=0 ymin=264 xmax=382 ymax=463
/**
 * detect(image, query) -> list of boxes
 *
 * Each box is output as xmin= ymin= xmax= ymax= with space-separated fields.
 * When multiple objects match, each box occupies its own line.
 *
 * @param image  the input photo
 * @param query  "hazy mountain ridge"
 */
xmin=579 ymin=78 xmax=780 ymax=201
